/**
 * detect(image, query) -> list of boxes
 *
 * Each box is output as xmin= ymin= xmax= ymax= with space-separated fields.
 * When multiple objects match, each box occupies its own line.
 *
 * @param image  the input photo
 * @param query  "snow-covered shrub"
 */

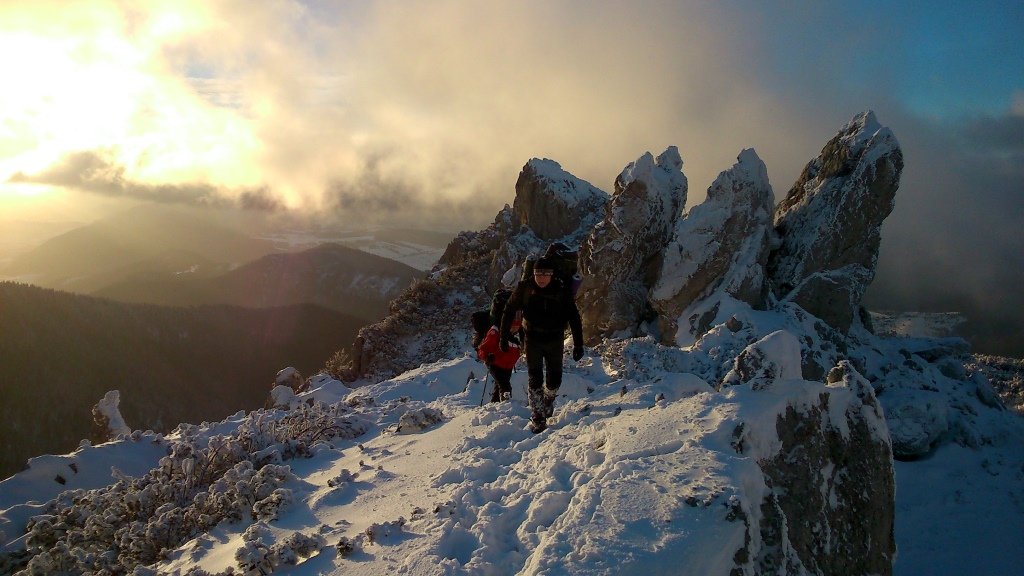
xmin=7 ymin=403 xmax=370 ymax=575
xmin=336 ymin=535 xmax=360 ymax=558
xmin=396 ymin=407 xmax=445 ymax=434
xmin=234 ymin=524 xmax=325 ymax=575
xmin=327 ymin=468 xmax=357 ymax=487
xmin=364 ymin=517 xmax=406 ymax=544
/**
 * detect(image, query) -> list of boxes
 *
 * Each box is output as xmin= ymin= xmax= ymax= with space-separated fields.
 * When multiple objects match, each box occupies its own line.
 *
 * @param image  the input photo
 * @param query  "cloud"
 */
xmin=9 ymin=150 xmax=283 ymax=212
xmin=865 ymin=109 xmax=1024 ymax=323
xmin=4 ymin=1 xmax=1022 ymax=348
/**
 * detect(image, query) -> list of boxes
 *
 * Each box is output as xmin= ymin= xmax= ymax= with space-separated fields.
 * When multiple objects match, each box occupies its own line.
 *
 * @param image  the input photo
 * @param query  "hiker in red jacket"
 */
xmin=477 ymin=316 xmax=522 ymax=402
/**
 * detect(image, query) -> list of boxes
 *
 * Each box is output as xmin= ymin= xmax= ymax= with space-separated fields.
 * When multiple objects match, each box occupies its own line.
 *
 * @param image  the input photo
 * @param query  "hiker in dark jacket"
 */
xmin=500 ymin=256 xmax=584 ymax=432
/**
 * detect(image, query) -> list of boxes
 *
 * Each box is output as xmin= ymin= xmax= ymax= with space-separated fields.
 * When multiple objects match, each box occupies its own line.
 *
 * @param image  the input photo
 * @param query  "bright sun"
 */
xmin=0 ymin=3 xmax=263 ymax=209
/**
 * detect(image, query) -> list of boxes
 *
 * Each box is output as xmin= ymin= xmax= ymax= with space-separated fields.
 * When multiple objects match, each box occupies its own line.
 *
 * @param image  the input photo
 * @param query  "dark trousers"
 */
xmin=525 ymin=336 xmax=563 ymax=393
xmin=488 ymin=365 xmax=513 ymax=402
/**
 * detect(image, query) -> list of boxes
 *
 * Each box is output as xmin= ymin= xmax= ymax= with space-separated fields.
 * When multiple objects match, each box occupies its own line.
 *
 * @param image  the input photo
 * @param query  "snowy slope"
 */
xmin=3 ymin=339 xmax=1019 ymax=575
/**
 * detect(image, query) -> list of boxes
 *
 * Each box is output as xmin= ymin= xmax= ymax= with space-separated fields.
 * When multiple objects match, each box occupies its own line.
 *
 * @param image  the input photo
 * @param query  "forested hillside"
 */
xmin=93 ymin=243 xmax=422 ymax=321
xmin=0 ymin=282 xmax=362 ymax=479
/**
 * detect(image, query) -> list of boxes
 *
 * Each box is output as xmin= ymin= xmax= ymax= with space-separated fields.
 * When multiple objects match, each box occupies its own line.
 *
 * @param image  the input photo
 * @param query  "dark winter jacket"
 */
xmin=501 ymin=277 xmax=583 ymax=345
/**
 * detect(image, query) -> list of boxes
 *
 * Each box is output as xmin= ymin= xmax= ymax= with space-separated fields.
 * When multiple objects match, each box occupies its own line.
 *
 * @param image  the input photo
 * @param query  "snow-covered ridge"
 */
xmin=2 ymin=336 xmax=902 ymax=575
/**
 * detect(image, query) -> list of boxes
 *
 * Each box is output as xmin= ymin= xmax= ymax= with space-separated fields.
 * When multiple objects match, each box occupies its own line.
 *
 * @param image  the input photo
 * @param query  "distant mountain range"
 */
xmin=1 ymin=204 xmax=428 ymax=322
xmin=1 ymin=204 xmax=276 ymax=293
xmin=0 ymin=281 xmax=366 ymax=479
xmin=93 ymin=242 xmax=423 ymax=322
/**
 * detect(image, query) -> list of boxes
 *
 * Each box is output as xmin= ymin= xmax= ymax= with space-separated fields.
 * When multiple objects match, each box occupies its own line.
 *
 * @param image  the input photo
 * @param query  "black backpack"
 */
xmin=542 ymin=242 xmax=579 ymax=290
xmin=471 ymin=287 xmax=513 ymax=349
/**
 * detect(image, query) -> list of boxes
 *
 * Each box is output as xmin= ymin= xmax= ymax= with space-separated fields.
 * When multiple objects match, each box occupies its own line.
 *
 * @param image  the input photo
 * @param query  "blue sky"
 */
xmin=735 ymin=0 xmax=1024 ymax=118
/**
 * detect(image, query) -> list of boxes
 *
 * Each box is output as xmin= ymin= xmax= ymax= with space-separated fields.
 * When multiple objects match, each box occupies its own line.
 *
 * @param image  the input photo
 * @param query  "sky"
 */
xmin=0 ymin=1 xmax=1021 ymax=316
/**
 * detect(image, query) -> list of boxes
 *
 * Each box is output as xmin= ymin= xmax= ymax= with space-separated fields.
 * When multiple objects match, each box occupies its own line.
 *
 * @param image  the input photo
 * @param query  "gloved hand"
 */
xmin=572 ymin=345 xmax=584 ymax=361
xmin=486 ymin=353 xmax=495 ymax=364
xmin=499 ymin=335 xmax=510 ymax=352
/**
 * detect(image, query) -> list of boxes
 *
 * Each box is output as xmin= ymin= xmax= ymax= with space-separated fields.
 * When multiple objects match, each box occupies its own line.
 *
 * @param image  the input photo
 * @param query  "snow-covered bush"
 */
xmin=235 ymin=523 xmax=325 ymax=575
xmin=396 ymin=407 xmax=445 ymax=434
xmin=7 ymin=403 xmax=370 ymax=575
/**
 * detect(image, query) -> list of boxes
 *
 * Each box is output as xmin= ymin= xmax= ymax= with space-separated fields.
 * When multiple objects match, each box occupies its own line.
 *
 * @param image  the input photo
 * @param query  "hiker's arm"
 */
xmin=567 ymin=292 xmax=583 ymax=348
xmin=500 ymin=285 xmax=523 ymax=338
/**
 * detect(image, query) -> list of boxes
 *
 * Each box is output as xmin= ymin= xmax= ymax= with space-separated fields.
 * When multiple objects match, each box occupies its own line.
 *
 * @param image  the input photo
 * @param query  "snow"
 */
xmin=871 ymin=311 xmax=965 ymax=339
xmin=95 ymin=390 xmax=132 ymax=437
xmin=1 ymin=340 xmax=1021 ymax=575
xmin=525 ymin=158 xmax=608 ymax=210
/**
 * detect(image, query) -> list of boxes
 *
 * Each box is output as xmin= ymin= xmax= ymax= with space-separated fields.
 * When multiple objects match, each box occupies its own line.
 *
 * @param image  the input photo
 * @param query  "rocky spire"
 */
xmin=651 ymin=148 xmax=776 ymax=345
xmin=511 ymin=158 xmax=608 ymax=241
xmin=767 ymin=111 xmax=903 ymax=333
xmin=577 ymin=147 xmax=688 ymax=343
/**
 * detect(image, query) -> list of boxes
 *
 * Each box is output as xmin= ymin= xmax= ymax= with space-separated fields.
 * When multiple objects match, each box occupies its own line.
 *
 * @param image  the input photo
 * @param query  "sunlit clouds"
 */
xmin=0 ymin=1 xmax=820 ymax=225
xmin=1 ymin=0 xmax=1022 ymax=231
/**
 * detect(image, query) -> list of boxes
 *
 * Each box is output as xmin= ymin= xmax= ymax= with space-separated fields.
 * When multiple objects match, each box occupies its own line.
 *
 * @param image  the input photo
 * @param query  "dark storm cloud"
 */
xmin=8 ymin=150 xmax=284 ymax=212
xmin=960 ymin=114 xmax=1024 ymax=153
xmin=863 ymin=110 xmax=1024 ymax=353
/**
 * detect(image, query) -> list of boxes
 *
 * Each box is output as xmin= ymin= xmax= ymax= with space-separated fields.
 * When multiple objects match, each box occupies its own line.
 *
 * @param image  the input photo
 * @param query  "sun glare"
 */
xmin=0 ymin=2 xmax=263 ymax=205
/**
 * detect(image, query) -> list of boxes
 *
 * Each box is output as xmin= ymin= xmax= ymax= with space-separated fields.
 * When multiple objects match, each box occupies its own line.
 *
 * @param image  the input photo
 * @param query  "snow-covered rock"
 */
xmin=652 ymin=149 xmax=776 ymax=345
xmin=90 ymin=390 xmax=132 ymax=444
xmin=882 ymin=388 xmax=949 ymax=458
xmin=578 ymin=147 xmax=688 ymax=342
xmin=511 ymin=158 xmax=609 ymax=241
xmin=722 ymin=329 xmax=803 ymax=391
xmin=739 ymin=363 xmax=895 ymax=575
xmin=768 ymin=111 xmax=904 ymax=333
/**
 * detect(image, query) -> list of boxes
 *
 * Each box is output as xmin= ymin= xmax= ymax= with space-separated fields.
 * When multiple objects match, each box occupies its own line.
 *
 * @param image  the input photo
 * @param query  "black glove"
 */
xmin=572 ymin=345 xmax=584 ymax=361
xmin=499 ymin=335 xmax=510 ymax=352
xmin=486 ymin=353 xmax=495 ymax=364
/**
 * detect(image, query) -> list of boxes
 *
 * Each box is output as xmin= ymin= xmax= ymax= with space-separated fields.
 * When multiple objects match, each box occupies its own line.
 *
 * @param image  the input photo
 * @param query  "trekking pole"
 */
xmin=479 ymin=371 xmax=490 ymax=406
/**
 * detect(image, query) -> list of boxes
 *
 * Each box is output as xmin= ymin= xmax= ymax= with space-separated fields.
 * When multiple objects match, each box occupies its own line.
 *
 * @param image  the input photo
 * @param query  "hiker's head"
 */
xmin=533 ymin=258 xmax=554 ymax=287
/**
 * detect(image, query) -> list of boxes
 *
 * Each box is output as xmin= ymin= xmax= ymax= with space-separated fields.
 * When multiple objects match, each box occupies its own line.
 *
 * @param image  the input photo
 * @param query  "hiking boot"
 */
xmin=542 ymin=387 xmax=557 ymax=419
xmin=528 ymin=387 xmax=547 ymax=431
xmin=529 ymin=415 xmax=547 ymax=434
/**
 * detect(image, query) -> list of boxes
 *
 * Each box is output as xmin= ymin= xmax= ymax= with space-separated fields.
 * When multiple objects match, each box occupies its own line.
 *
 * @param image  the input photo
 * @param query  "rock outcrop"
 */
xmin=767 ymin=111 xmax=904 ymax=333
xmin=734 ymin=363 xmax=896 ymax=575
xmin=89 ymin=391 xmax=131 ymax=445
xmin=722 ymin=329 xmax=803 ymax=391
xmin=652 ymin=149 xmax=776 ymax=345
xmin=510 ymin=159 xmax=608 ymax=241
xmin=350 ymin=160 xmax=607 ymax=382
xmin=578 ymin=147 xmax=688 ymax=343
